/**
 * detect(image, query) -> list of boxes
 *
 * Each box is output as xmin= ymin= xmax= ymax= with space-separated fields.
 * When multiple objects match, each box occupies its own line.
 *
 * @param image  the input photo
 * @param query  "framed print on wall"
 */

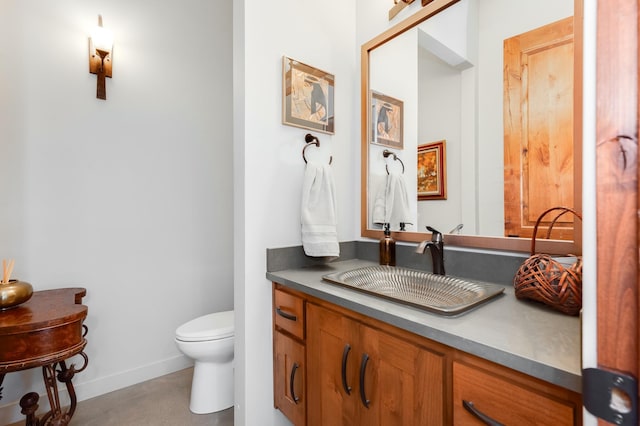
xmin=370 ymin=91 xmax=403 ymax=149
xmin=282 ymin=56 xmax=335 ymax=134
xmin=417 ymin=140 xmax=447 ymax=200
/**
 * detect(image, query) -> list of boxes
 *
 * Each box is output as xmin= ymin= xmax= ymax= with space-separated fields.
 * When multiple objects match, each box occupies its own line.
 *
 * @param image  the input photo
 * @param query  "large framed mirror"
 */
xmin=361 ymin=0 xmax=582 ymax=255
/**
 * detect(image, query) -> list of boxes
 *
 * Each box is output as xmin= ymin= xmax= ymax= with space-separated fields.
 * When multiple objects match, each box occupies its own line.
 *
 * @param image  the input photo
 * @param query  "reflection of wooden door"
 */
xmin=504 ymin=17 xmax=576 ymax=239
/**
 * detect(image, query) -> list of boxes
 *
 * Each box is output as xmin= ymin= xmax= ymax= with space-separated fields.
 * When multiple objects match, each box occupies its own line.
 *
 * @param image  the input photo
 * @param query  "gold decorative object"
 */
xmin=1 ymin=259 xmax=33 ymax=310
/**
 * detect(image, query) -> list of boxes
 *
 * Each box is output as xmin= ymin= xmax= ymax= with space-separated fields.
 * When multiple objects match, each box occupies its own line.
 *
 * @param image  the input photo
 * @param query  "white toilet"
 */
xmin=175 ymin=310 xmax=234 ymax=414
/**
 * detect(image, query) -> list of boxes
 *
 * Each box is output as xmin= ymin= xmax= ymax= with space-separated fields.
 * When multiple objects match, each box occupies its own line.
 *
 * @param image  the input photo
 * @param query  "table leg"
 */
xmin=40 ymin=363 xmax=68 ymax=425
xmin=19 ymin=392 xmax=39 ymax=426
xmin=56 ymin=360 xmax=81 ymax=420
xmin=16 ymin=352 xmax=89 ymax=426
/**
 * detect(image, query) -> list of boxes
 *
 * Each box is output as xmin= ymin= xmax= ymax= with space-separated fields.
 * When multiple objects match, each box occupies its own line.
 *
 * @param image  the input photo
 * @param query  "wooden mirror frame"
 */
xmin=360 ymin=0 xmax=583 ymax=255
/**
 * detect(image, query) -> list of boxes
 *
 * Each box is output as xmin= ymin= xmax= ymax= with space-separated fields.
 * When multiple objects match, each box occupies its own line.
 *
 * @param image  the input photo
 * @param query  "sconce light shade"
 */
xmin=89 ymin=15 xmax=113 ymax=100
xmin=91 ymin=25 xmax=113 ymax=54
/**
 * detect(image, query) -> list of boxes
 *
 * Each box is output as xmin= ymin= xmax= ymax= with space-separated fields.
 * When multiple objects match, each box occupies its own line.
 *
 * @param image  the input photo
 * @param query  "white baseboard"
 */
xmin=0 ymin=355 xmax=193 ymax=425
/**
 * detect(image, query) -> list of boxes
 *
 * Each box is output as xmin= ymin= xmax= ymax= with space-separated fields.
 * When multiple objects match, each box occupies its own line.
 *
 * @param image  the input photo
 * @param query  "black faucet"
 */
xmin=416 ymin=226 xmax=445 ymax=275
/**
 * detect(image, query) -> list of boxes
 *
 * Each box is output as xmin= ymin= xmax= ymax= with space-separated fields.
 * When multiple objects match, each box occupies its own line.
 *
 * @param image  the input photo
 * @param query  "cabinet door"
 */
xmin=274 ymin=331 xmax=306 ymax=426
xmin=359 ymin=323 xmax=445 ymax=426
xmin=308 ymin=303 xmax=446 ymax=426
xmin=307 ymin=303 xmax=360 ymax=426
xmin=453 ymin=361 xmax=578 ymax=425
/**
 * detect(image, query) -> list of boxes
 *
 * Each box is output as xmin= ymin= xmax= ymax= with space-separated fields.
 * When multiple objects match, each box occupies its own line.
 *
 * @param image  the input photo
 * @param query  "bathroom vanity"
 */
xmin=268 ymin=259 xmax=582 ymax=425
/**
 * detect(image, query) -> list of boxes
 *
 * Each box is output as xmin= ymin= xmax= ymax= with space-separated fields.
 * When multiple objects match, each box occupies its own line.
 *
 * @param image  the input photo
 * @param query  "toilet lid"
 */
xmin=175 ymin=310 xmax=234 ymax=342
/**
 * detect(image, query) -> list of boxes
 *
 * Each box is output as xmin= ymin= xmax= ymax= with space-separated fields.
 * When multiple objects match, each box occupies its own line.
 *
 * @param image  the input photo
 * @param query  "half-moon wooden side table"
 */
xmin=0 ymin=287 xmax=88 ymax=426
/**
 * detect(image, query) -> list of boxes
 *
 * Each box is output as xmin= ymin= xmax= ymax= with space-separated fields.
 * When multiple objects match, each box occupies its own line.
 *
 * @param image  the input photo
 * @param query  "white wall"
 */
xmin=580 ymin=0 xmax=597 ymax=423
xmin=0 ymin=1 xmax=233 ymax=423
xmin=234 ymin=0 xmax=358 ymax=424
xmin=417 ymin=48 xmax=463 ymax=233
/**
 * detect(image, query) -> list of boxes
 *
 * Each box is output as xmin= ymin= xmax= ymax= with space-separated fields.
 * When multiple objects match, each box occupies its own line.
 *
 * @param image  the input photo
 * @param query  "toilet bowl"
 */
xmin=175 ymin=310 xmax=234 ymax=414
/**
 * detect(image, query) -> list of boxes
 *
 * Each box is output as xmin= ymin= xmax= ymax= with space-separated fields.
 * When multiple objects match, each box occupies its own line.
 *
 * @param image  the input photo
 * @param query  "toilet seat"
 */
xmin=176 ymin=310 xmax=234 ymax=342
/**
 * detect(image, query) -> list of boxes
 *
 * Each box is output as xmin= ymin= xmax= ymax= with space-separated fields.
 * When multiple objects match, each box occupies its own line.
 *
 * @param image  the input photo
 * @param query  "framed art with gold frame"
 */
xmin=282 ymin=56 xmax=335 ymax=134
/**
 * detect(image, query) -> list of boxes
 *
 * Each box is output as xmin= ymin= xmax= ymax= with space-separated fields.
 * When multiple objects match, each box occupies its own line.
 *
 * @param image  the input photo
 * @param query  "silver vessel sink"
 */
xmin=322 ymin=265 xmax=505 ymax=316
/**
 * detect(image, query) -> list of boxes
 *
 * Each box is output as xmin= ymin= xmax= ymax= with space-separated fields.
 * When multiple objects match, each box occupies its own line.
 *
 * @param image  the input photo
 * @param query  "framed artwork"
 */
xmin=417 ymin=140 xmax=447 ymax=200
xmin=282 ymin=56 xmax=335 ymax=134
xmin=370 ymin=91 xmax=403 ymax=149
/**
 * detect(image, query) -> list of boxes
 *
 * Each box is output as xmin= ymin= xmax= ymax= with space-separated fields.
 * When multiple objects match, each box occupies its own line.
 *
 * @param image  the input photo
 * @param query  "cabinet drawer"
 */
xmin=274 ymin=288 xmax=305 ymax=340
xmin=453 ymin=361 xmax=578 ymax=425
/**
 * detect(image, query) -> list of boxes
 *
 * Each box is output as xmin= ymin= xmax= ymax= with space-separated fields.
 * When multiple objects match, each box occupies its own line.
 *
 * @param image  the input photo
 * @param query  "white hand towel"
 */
xmin=385 ymin=172 xmax=413 ymax=229
xmin=371 ymin=176 xmax=387 ymax=226
xmin=371 ymin=172 xmax=412 ymax=229
xmin=301 ymin=161 xmax=340 ymax=257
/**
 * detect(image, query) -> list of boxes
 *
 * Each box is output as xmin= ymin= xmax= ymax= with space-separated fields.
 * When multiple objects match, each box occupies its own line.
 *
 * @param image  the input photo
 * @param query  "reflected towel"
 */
xmin=301 ymin=161 xmax=340 ymax=257
xmin=372 ymin=176 xmax=387 ymax=226
xmin=373 ymin=172 xmax=412 ymax=229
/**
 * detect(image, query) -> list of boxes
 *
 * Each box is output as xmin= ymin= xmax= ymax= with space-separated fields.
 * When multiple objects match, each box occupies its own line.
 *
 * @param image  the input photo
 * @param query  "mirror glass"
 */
xmin=362 ymin=0 xmax=581 ymax=254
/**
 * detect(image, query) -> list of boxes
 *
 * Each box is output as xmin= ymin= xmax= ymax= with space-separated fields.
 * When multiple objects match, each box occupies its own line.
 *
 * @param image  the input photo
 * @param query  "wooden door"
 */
xmin=274 ymin=331 xmax=306 ymax=426
xmin=358 ymin=323 xmax=445 ymax=426
xmin=306 ymin=304 xmax=360 ymax=426
xmin=504 ymin=16 xmax=577 ymax=240
xmin=592 ymin=0 xmax=639 ymax=424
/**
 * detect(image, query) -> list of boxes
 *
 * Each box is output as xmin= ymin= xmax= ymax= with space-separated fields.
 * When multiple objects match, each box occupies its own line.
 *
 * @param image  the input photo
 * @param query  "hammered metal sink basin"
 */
xmin=322 ymin=265 xmax=505 ymax=316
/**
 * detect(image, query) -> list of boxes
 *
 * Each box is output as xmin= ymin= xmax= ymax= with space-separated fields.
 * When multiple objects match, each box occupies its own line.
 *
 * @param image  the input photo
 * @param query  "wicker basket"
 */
xmin=513 ymin=207 xmax=583 ymax=316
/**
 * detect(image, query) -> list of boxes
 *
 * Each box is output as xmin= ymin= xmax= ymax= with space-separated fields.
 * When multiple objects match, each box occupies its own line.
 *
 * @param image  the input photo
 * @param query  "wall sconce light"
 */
xmin=89 ymin=15 xmax=113 ymax=100
xmin=389 ymin=0 xmax=415 ymax=20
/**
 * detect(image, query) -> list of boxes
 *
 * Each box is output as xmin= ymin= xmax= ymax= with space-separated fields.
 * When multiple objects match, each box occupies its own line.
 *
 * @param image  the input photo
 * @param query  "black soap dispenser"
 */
xmin=380 ymin=223 xmax=396 ymax=266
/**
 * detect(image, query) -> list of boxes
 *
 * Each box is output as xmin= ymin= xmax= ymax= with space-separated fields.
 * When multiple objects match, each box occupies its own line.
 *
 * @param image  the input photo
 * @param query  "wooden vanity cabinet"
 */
xmin=272 ymin=283 xmax=582 ymax=426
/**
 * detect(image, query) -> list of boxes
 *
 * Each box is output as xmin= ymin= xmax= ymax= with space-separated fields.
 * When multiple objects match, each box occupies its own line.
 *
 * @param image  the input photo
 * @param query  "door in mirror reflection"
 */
xmin=504 ymin=17 xmax=576 ymax=240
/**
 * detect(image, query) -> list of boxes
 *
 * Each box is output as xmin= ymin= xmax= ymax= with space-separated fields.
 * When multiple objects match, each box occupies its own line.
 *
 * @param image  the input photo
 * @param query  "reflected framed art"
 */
xmin=417 ymin=140 xmax=447 ymax=200
xmin=370 ymin=91 xmax=403 ymax=149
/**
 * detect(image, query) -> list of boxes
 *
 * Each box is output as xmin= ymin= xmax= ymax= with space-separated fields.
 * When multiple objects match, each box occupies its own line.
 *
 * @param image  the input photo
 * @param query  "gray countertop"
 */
xmin=267 ymin=258 xmax=581 ymax=393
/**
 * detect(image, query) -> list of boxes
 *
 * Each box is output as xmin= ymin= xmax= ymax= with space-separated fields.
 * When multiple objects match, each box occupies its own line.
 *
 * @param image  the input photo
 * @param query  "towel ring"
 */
xmin=302 ymin=133 xmax=333 ymax=165
xmin=383 ymin=149 xmax=404 ymax=174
